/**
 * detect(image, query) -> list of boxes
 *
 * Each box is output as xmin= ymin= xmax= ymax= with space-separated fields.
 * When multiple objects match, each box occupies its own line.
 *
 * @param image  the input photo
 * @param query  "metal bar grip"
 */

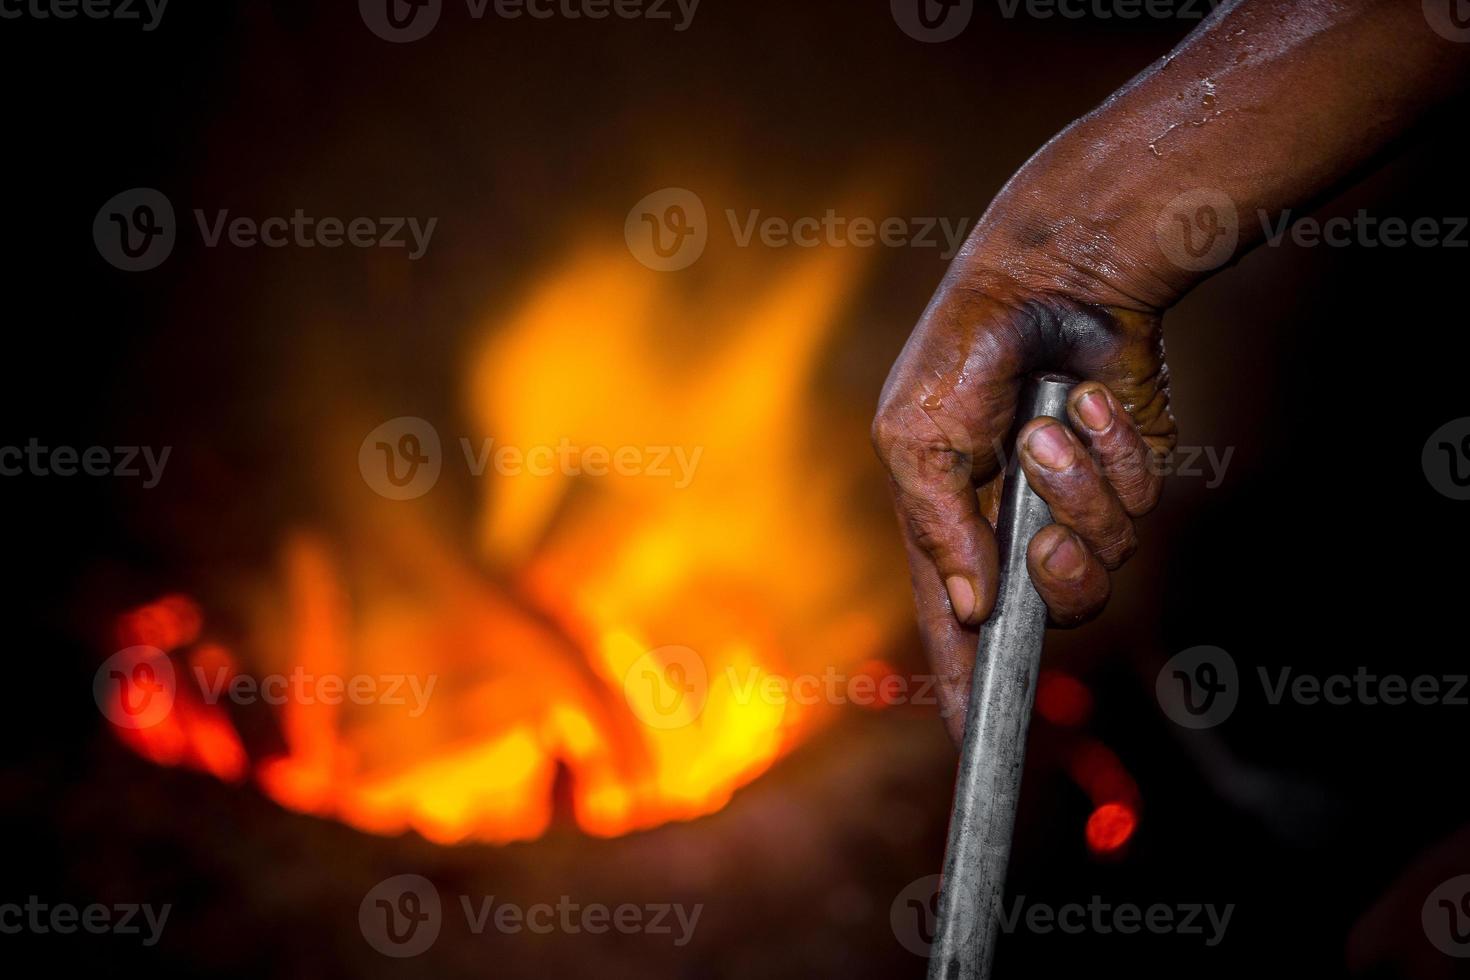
xmin=927 ymin=372 xmax=1076 ymax=980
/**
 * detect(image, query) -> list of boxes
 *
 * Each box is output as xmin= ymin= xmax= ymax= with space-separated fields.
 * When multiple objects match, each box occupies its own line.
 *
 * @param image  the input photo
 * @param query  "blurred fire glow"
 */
xmin=106 ymin=241 xmax=911 ymax=845
xmin=1035 ymin=669 xmax=1094 ymax=728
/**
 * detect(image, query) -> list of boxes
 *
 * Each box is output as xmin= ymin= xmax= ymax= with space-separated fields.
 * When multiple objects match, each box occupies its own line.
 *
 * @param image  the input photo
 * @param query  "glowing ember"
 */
xmin=1085 ymin=802 xmax=1138 ymax=855
xmin=103 ymin=240 xmax=910 ymax=844
xmin=1035 ymin=669 xmax=1093 ymax=727
xmin=1071 ymin=737 xmax=1141 ymax=855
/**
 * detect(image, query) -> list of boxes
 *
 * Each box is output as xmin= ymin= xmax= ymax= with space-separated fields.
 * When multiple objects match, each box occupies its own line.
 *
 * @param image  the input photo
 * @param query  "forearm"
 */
xmin=963 ymin=0 xmax=1470 ymax=311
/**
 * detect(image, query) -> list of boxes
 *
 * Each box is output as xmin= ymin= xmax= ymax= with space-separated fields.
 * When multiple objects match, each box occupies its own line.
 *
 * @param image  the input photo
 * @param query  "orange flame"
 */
xmin=106 ymin=238 xmax=909 ymax=844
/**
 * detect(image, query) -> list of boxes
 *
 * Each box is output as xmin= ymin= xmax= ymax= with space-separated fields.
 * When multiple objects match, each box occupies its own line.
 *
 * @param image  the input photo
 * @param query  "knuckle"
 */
xmin=872 ymin=407 xmax=971 ymax=489
xmin=909 ymin=508 xmax=959 ymax=558
xmin=911 ymin=520 xmax=944 ymax=556
xmin=1127 ymin=467 xmax=1165 ymax=516
xmin=1109 ymin=458 xmax=1161 ymax=515
xmin=1145 ymin=430 xmax=1177 ymax=456
xmin=870 ymin=408 xmax=903 ymax=460
xmin=1044 ymin=578 xmax=1111 ymax=628
xmin=1094 ymin=523 xmax=1138 ymax=569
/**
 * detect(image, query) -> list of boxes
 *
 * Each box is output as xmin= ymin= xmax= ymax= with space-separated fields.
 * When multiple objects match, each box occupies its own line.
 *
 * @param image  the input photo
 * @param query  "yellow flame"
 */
xmin=113 ymin=233 xmax=910 ymax=844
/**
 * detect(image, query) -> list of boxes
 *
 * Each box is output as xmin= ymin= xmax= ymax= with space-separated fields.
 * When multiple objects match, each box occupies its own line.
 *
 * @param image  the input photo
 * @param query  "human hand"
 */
xmin=872 ymin=269 xmax=1175 ymax=739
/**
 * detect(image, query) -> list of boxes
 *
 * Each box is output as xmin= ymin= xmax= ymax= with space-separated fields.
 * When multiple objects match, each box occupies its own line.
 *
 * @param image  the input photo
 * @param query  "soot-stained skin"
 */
xmin=876 ymin=0 xmax=1470 ymax=741
xmin=873 ymin=275 xmax=1173 ymax=734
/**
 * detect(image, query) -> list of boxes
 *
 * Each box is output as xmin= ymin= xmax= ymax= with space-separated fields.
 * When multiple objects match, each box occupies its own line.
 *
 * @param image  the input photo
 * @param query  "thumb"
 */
xmin=874 ymin=400 xmax=1000 ymax=627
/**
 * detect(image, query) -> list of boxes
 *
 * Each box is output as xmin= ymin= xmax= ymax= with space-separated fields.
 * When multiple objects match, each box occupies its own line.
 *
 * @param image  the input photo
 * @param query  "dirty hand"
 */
xmin=873 ymin=0 xmax=1470 ymax=740
xmin=872 ymin=268 xmax=1174 ymax=736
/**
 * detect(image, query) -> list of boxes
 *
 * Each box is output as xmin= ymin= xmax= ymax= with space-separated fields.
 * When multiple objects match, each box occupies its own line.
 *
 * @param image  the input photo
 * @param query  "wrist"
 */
xmin=958 ymin=119 xmax=1216 ymax=314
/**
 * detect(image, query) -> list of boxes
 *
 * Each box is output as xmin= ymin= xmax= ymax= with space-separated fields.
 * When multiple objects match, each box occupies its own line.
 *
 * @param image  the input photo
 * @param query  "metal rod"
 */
xmin=927 ymin=373 xmax=1076 ymax=980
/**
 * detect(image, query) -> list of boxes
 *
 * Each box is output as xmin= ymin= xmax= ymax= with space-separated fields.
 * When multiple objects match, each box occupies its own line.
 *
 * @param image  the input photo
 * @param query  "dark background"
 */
xmin=4 ymin=1 xmax=1469 ymax=977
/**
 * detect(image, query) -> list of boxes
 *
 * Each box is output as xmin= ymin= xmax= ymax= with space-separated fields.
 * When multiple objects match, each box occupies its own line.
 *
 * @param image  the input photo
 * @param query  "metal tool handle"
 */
xmin=928 ymin=373 xmax=1075 ymax=980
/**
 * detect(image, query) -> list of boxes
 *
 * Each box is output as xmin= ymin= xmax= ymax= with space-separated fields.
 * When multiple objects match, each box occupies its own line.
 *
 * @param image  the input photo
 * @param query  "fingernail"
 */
xmin=1026 ymin=423 xmax=1075 ymax=470
xmin=945 ymin=575 xmax=976 ymax=622
xmin=1042 ymin=532 xmax=1087 ymax=580
xmin=1077 ymin=390 xmax=1112 ymax=432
